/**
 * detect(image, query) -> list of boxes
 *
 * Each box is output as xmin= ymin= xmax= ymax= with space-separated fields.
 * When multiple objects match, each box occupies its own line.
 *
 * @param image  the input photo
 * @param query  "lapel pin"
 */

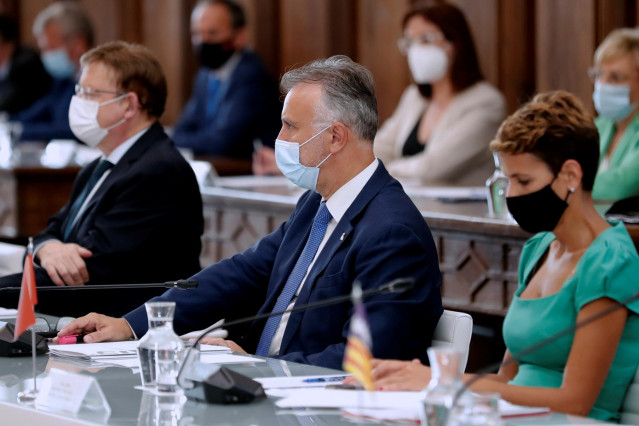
xmin=340 ymin=233 xmax=345 ymax=241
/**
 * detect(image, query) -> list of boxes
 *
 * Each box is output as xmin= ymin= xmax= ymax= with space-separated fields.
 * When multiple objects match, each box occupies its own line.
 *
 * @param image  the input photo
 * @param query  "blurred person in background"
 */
xmin=590 ymin=28 xmax=639 ymax=201
xmin=173 ymin=0 xmax=281 ymax=159
xmin=10 ymin=1 xmax=93 ymax=142
xmin=373 ymin=0 xmax=506 ymax=186
xmin=0 ymin=14 xmax=52 ymax=115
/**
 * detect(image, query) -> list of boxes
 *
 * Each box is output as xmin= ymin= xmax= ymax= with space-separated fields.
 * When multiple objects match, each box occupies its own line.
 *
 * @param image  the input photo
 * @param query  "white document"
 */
xmin=49 ymin=341 xmax=230 ymax=360
xmin=275 ymin=389 xmax=420 ymax=409
xmin=255 ymin=374 xmax=350 ymax=389
xmin=0 ymin=307 xmax=18 ymax=318
xmin=199 ymin=353 xmax=265 ymax=364
xmin=402 ymin=186 xmax=486 ymax=201
xmin=275 ymin=389 xmax=550 ymax=419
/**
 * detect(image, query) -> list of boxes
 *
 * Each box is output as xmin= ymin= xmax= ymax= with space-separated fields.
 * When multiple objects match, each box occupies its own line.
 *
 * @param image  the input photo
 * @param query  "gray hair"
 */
xmin=33 ymin=1 xmax=94 ymax=46
xmin=280 ymin=55 xmax=379 ymax=142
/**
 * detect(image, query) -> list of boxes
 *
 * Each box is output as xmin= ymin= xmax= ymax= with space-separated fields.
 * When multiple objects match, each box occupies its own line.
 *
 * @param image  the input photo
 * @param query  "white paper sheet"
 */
xmin=275 ymin=389 xmax=550 ymax=419
xmin=402 ymin=186 xmax=486 ymax=201
xmin=49 ymin=341 xmax=230 ymax=360
xmin=255 ymin=374 xmax=349 ymax=389
xmin=199 ymin=353 xmax=265 ymax=364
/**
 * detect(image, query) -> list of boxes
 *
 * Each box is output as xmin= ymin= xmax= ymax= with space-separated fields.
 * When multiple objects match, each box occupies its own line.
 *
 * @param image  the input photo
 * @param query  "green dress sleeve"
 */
xmin=593 ymin=115 xmax=639 ymax=201
xmin=574 ymin=226 xmax=639 ymax=315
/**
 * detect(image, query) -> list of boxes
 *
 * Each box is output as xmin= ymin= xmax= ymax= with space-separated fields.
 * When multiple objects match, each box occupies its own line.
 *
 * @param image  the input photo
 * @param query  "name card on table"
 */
xmin=35 ymin=368 xmax=111 ymax=417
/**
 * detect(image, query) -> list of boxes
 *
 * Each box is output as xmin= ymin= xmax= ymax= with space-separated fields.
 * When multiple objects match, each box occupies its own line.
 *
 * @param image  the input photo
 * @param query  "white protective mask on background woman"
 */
xmin=68 ymin=95 xmax=127 ymax=147
xmin=407 ymin=44 xmax=449 ymax=84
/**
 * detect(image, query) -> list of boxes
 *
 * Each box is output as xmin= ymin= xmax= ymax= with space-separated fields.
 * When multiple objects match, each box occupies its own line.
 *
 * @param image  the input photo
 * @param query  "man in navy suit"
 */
xmin=11 ymin=2 xmax=93 ymax=142
xmin=0 ymin=42 xmax=203 ymax=317
xmin=56 ymin=56 xmax=443 ymax=369
xmin=172 ymin=0 xmax=281 ymax=159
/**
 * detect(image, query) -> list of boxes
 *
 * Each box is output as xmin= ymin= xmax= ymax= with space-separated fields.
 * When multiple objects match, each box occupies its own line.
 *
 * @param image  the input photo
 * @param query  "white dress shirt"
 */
xmin=268 ymin=158 xmax=380 ymax=356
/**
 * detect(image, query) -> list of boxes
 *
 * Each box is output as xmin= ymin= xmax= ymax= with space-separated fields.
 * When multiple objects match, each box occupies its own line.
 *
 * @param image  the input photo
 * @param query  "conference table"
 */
xmin=0 ymin=348 xmax=608 ymax=425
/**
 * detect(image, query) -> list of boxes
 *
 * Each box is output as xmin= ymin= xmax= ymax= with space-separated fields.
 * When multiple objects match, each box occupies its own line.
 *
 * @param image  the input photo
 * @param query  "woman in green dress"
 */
xmin=351 ymin=91 xmax=639 ymax=422
xmin=591 ymin=28 xmax=639 ymax=201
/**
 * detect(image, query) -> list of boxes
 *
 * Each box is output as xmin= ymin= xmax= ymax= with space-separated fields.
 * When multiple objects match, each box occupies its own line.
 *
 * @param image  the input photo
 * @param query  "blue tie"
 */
xmin=205 ymin=76 xmax=221 ymax=120
xmin=256 ymin=202 xmax=332 ymax=356
xmin=63 ymin=159 xmax=113 ymax=239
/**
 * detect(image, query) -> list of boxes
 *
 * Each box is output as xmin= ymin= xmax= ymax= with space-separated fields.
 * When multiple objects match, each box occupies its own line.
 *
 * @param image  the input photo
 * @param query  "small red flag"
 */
xmin=13 ymin=252 xmax=37 ymax=340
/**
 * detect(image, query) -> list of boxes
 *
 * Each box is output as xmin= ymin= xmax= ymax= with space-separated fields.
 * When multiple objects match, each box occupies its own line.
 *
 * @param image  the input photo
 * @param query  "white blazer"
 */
xmin=374 ymin=81 xmax=506 ymax=186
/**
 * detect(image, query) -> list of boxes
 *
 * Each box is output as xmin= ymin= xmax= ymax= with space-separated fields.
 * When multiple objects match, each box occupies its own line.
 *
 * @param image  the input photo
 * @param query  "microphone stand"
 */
xmin=0 ymin=280 xmax=198 ymax=292
xmin=452 ymin=289 xmax=639 ymax=406
xmin=175 ymin=277 xmax=415 ymax=395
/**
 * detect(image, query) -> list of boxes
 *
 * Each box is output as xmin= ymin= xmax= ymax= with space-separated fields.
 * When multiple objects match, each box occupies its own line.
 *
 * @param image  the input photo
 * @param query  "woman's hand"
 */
xmin=344 ymin=358 xmax=431 ymax=391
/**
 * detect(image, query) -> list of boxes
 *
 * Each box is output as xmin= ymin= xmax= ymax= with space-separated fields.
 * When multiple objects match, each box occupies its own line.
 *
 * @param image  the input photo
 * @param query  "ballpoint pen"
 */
xmin=302 ymin=376 xmax=348 ymax=383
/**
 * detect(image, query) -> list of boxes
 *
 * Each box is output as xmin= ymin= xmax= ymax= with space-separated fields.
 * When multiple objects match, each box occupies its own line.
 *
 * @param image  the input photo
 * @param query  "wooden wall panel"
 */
xmin=499 ymin=0 xmax=535 ymax=111
xmin=535 ymin=0 xmax=597 ymax=105
xmin=356 ymin=0 xmax=411 ymax=122
xmin=450 ymin=0 xmax=499 ymax=87
xmin=279 ymin=0 xmax=355 ymax=70
xmin=141 ymin=0 xmax=191 ymax=125
xmin=4 ymin=0 xmax=639 ymax=127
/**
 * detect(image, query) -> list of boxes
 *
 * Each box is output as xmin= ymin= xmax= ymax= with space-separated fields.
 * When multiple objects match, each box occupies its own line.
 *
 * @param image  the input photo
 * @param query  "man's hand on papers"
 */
xmin=198 ymin=337 xmax=247 ymax=354
xmin=343 ymin=358 xmax=430 ymax=391
xmin=53 ymin=313 xmax=133 ymax=343
xmin=37 ymin=241 xmax=92 ymax=286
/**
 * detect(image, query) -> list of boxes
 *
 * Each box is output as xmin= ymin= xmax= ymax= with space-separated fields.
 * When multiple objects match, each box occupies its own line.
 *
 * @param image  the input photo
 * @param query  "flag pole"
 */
xmin=17 ymin=237 xmax=38 ymax=403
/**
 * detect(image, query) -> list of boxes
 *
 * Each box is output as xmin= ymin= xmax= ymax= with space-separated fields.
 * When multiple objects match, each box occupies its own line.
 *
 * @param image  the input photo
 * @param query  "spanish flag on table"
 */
xmin=13 ymin=238 xmax=37 ymax=340
xmin=343 ymin=281 xmax=374 ymax=391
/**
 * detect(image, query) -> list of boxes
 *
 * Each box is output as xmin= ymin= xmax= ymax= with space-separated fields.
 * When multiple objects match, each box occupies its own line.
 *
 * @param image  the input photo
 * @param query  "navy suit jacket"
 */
xmin=11 ymin=77 xmax=75 ymax=141
xmin=125 ymin=162 xmax=443 ymax=369
xmin=0 ymin=45 xmax=52 ymax=115
xmin=0 ymin=123 xmax=204 ymax=316
xmin=173 ymin=51 xmax=281 ymax=159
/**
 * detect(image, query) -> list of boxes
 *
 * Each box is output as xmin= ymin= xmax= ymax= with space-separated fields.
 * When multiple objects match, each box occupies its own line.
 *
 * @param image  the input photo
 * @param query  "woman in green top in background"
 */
xmin=591 ymin=28 xmax=639 ymax=201
xmin=350 ymin=91 xmax=639 ymax=422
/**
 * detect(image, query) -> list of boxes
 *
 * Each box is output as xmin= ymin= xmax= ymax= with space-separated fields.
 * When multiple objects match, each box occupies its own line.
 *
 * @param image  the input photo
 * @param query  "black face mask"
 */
xmin=196 ymin=42 xmax=235 ymax=70
xmin=506 ymin=183 xmax=572 ymax=234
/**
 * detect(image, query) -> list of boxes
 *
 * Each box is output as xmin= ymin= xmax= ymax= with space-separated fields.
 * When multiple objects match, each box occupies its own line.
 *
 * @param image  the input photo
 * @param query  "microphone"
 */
xmin=176 ymin=277 xmax=415 ymax=404
xmin=451 ymin=289 xmax=639 ymax=407
xmin=0 ymin=279 xmax=198 ymax=292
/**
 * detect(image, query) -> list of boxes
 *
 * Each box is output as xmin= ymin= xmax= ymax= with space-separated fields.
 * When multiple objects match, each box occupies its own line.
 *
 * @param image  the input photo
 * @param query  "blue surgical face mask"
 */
xmin=592 ymin=81 xmax=637 ymax=121
xmin=41 ymin=48 xmax=75 ymax=79
xmin=275 ymin=125 xmax=332 ymax=191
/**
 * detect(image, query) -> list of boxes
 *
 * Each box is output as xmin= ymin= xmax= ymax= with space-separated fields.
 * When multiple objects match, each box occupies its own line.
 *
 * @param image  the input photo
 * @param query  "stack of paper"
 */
xmin=48 ymin=341 xmax=267 ymax=368
xmin=274 ymin=389 xmax=550 ymax=421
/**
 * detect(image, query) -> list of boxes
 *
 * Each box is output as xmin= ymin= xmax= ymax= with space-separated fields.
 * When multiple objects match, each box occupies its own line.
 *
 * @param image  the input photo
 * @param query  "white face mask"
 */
xmin=68 ymin=95 xmax=127 ymax=147
xmin=407 ymin=44 xmax=449 ymax=84
xmin=275 ymin=125 xmax=332 ymax=192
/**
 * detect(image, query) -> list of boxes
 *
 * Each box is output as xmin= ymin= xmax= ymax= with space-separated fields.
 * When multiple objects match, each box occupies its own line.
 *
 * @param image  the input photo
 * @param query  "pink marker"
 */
xmin=58 ymin=334 xmax=85 ymax=345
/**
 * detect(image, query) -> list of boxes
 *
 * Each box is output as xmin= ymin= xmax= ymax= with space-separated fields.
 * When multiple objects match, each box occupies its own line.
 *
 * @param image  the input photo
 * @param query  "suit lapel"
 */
xmin=279 ymin=162 xmax=393 ymax=353
xmin=67 ymin=123 xmax=166 ymax=239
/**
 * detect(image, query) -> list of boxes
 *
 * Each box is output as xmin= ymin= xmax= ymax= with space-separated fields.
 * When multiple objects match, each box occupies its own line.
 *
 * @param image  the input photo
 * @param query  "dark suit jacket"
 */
xmin=173 ymin=51 xmax=281 ymax=159
xmin=125 ymin=162 xmax=443 ymax=369
xmin=0 ymin=123 xmax=204 ymax=316
xmin=11 ymin=77 xmax=75 ymax=141
xmin=0 ymin=45 xmax=52 ymax=115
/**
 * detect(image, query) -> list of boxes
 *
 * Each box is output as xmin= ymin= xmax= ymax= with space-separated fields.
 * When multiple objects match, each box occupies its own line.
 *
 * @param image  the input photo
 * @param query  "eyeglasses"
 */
xmin=588 ymin=67 xmax=633 ymax=85
xmin=75 ymin=84 xmax=126 ymax=100
xmin=397 ymin=32 xmax=445 ymax=54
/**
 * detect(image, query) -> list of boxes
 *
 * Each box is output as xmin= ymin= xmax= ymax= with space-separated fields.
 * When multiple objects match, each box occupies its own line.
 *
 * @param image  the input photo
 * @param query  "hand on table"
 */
xmin=53 ymin=313 xmax=133 ymax=343
xmin=343 ymin=358 xmax=431 ymax=391
xmin=37 ymin=241 xmax=92 ymax=286
xmin=198 ymin=337 xmax=247 ymax=354
xmin=252 ymin=147 xmax=281 ymax=176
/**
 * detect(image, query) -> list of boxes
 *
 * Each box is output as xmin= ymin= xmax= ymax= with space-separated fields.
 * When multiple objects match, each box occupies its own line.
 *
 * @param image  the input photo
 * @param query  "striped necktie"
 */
xmin=255 ymin=202 xmax=332 ymax=356
xmin=63 ymin=159 xmax=113 ymax=239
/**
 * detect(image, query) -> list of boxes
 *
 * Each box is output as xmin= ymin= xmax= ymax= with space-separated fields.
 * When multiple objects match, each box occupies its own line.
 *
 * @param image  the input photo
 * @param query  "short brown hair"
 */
xmin=403 ymin=0 xmax=483 ymax=97
xmin=80 ymin=41 xmax=167 ymax=118
xmin=490 ymin=91 xmax=600 ymax=190
xmin=594 ymin=27 xmax=639 ymax=68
